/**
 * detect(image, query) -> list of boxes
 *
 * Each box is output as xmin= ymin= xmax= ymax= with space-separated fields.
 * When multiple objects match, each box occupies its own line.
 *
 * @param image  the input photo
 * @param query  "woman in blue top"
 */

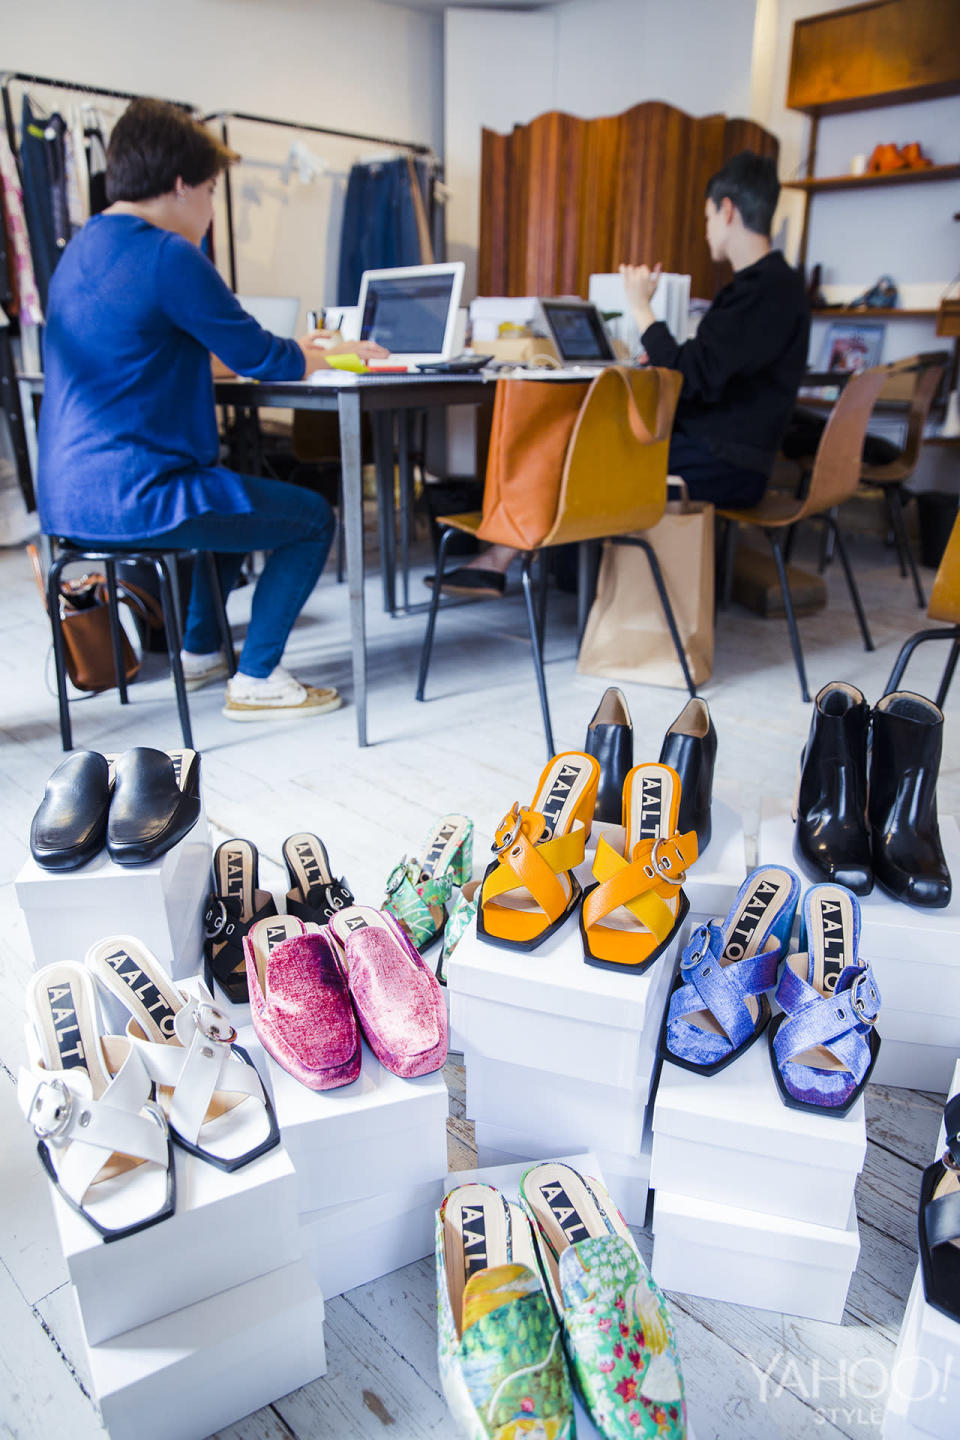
xmin=38 ymin=98 xmax=385 ymax=721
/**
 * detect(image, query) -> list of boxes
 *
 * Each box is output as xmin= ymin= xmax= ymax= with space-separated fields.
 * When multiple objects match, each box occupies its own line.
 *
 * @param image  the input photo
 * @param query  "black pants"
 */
xmin=668 ymin=431 xmax=767 ymax=508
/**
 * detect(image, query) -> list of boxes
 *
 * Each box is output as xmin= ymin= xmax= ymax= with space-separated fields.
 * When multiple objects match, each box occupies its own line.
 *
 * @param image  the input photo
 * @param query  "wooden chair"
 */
xmin=885 ymin=508 xmax=960 ymax=706
xmin=719 ymin=365 xmax=890 ymax=704
xmin=416 ymin=367 xmax=695 ymax=757
xmin=859 ymin=355 xmax=947 ymax=608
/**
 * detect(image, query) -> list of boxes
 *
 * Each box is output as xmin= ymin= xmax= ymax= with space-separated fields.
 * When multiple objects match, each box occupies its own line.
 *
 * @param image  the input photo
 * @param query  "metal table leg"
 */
xmin=338 ymin=389 xmax=368 ymax=745
xmin=372 ymin=411 xmax=397 ymax=614
xmin=398 ymin=410 xmax=415 ymax=612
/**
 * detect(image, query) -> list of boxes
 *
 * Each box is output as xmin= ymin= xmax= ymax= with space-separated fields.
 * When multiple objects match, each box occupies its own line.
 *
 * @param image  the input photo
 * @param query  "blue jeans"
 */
xmin=107 ymin=475 xmax=335 ymax=678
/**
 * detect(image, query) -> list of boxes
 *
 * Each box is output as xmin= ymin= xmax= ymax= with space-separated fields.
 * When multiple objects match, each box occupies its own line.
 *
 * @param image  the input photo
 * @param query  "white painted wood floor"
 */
xmin=1 ymin=512 xmax=957 ymax=1440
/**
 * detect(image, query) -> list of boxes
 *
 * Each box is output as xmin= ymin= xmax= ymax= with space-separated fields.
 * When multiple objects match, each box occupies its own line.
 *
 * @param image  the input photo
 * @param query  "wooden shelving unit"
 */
xmin=785 ymin=163 xmax=960 ymax=195
xmin=810 ymin=308 xmax=939 ymax=319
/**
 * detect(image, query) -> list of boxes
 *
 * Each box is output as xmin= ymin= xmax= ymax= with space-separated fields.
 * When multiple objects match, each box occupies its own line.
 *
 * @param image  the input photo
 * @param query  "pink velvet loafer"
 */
xmin=244 ymin=915 xmax=362 ymax=1090
xmin=328 ymin=906 xmax=448 ymax=1078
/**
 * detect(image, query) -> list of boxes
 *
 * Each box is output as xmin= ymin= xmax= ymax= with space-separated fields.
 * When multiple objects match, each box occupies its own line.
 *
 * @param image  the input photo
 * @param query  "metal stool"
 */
xmin=47 ymin=545 xmax=237 ymax=751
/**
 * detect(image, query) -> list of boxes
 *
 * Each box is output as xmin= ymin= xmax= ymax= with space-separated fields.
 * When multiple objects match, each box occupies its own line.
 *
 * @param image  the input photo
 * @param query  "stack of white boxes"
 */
xmin=16 ymin=815 xmax=328 ymax=1440
xmin=450 ymin=801 xmax=748 ymax=1226
xmin=759 ymin=799 xmax=960 ymax=1093
xmin=882 ymin=1060 xmax=960 ymax=1440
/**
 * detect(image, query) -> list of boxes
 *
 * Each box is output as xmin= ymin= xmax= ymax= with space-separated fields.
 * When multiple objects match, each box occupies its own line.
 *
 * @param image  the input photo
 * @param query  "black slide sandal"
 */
xmin=919 ymin=1094 xmax=960 ymax=1323
xmin=203 ymin=838 xmax=279 ymax=1004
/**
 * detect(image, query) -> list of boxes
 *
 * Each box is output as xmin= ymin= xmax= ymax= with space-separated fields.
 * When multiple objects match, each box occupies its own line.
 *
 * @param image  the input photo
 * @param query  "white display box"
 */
xmin=449 ymin=911 xmax=677 ymax=1092
xmin=259 ymin=1038 xmax=449 ymax=1213
xmin=88 ymin=1262 xmax=326 ymax=1440
xmin=16 ymin=805 xmax=210 ymax=980
xmin=652 ymin=1187 xmax=859 ymax=1323
xmin=473 ymin=1120 xmax=652 ymax=1227
xmin=301 ymin=1176 xmax=442 ymax=1299
xmin=759 ymin=799 xmax=960 ymax=1008
xmin=883 ymin=1273 xmax=960 ymax=1438
xmin=651 ymin=1038 xmax=866 ymax=1229
xmin=674 ymin=798 xmax=747 ymax=920
xmin=872 ymin=1012 xmax=960 ymax=1093
xmin=464 ymin=1052 xmax=653 ymax=1157
xmin=51 ymin=1140 xmax=300 ymax=1346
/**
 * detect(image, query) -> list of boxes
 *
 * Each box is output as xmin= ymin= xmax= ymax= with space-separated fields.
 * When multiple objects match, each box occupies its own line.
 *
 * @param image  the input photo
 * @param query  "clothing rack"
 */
xmin=1 ymin=72 xmax=195 ymax=170
xmin=202 ymin=108 xmax=437 ymax=293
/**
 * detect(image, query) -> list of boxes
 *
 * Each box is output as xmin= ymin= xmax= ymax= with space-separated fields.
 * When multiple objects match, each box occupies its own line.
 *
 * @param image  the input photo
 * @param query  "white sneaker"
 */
xmin=222 ymin=666 xmax=342 ymax=722
xmin=180 ymin=650 xmax=230 ymax=692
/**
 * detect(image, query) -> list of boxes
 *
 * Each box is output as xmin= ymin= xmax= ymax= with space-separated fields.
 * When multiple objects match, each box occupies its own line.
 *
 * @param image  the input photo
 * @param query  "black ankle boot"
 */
xmin=869 ymin=691 xmax=952 ymax=908
xmin=659 ymin=697 xmax=716 ymax=851
xmin=585 ymin=688 xmax=633 ymax=823
xmin=794 ymin=682 xmax=873 ymax=895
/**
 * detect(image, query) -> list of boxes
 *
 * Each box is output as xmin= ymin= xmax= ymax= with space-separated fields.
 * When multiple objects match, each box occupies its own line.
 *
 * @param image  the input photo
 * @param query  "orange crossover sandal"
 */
xmin=580 ymin=762 xmax=698 ymax=973
xmin=478 ymin=750 xmax=601 ymax=952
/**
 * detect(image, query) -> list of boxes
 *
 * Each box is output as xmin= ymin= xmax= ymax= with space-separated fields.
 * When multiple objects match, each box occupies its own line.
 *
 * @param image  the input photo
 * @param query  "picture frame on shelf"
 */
xmin=819 ymin=320 xmax=885 ymax=375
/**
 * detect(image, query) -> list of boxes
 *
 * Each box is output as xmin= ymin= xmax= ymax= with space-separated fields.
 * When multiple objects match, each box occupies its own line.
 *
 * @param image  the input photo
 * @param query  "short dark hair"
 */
xmin=106 ymin=98 xmax=237 ymax=203
xmin=705 ymin=151 xmax=780 ymax=237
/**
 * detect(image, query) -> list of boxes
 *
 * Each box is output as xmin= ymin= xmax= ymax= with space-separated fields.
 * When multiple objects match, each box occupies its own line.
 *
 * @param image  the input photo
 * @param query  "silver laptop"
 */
xmin=356 ymin=263 xmax=465 ymax=369
xmin=237 ymin=295 xmax=301 ymax=339
xmin=538 ymin=297 xmax=618 ymax=370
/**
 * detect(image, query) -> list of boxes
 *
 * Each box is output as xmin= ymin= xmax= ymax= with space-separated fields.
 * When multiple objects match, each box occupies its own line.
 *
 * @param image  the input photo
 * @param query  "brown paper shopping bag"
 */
xmin=577 ymin=498 xmax=715 ymax=688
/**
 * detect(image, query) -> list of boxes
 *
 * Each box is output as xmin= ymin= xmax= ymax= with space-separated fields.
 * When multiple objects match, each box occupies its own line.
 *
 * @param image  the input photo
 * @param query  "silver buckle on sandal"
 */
xmin=30 ymin=1078 xmax=74 ymax=1141
xmin=943 ymin=1148 xmax=960 ymax=1174
xmin=195 ymin=1002 xmax=236 ymax=1046
xmin=644 ymin=837 xmax=686 ymax=888
xmin=849 ymin=969 xmax=880 ymax=1026
xmin=493 ymin=804 xmax=523 ymax=855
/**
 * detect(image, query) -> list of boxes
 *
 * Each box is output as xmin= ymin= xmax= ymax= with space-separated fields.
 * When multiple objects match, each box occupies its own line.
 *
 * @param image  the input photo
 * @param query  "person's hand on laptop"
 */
xmin=297 ymin=334 xmax=390 ymax=374
xmin=620 ymin=262 xmax=662 ymax=336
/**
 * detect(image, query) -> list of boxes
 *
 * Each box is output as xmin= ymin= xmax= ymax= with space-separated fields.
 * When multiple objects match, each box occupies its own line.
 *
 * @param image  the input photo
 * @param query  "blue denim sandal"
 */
xmin=660 ymin=865 xmax=800 ymax=1074
xmin=768 ymin=883 xmax=881 ymax=1117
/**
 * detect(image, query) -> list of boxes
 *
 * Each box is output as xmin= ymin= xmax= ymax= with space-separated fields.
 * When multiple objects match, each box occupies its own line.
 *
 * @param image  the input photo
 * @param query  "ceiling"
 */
xmin=376 ymin=1 xmax=556 ymax=10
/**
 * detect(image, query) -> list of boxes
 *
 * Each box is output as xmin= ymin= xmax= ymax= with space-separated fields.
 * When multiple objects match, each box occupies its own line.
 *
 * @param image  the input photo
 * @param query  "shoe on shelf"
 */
xmin=768 ymin=884 xmax=881 ymax=1117
xmin=520 ymin=1161 xmax=686 ymax=1439
xmin=283 ymin=832 xmax=355 ymax=926
xmin=203 ymin=838 xmax=279 ymax=1005
xmin=900 ymin=141 xmax=934 ymax=169
xmin=918 ymin=1093 xmax=960 ymax=1323
xmin=436 ymin=1182 xmax=575 ymax=1440
xmin=793 ymin=682 xmax=873 ymax=896
xmin=866 ymin=143 xmax=909 ymax=174
xmin=661 ymin=865 xmax=800 ymax=1075
xmin=659 ymin=696 xmax=716 ymax=853
xmin=244 ymin=915 xmax=362 ymax=1091
xmin=580 ymin=762 xmax=697 ymax=974
xmin=30 ymin=750 xmax=112 ymax=872
xmin=86 ymin=935 xmax=280 ymax=1169
xmin=584 ymin=687 xmax=634 ymax=824
xmin=223 ymin=665 xmax=342 ymax=722
xmin=328 ymin=905 xmax=448 ymax=1077
xmin=180 ymin=649 xmax=229 ymax=692
xmin=106 ymin=747 xmax=201 ymax=867
xmin=19 ymin=963 xmax=174 ymax=1240
xmin=478 ymin=750 xmax=600 ymax=952
xmin=383 ymin=814 xmax=473 ymax=954
xmin=869 ymin=691 xmax=952 ymax=908
xmin=437 ymin=880 xmax=480 ymax=985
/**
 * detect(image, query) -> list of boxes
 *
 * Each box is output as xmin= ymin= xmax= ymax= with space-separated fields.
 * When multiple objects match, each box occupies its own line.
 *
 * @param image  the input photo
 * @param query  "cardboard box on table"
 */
xmin=882 ymin=1060 xmax=960 ymax=1439
xmin=758 ymin=799 xmax=960 ymax=1094
xmin=651 ymin=1188 xmax=860 ymax=1323
xmin=15 ymin=806 xmax=210 ymax=981
xmin=49 ymin=1140 xmax=300 ymax=1347
xmin=85 ymin=1262 xmax=326 ymax=1440
xmin=651 ymin=1037 xmax=866 ymax=1229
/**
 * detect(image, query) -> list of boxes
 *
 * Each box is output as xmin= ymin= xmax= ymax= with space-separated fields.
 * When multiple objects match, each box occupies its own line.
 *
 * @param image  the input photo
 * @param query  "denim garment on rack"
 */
xmin=337 ymin=156 xmax=426 ymax=306
xmin=20 ymin=95 xmax=60 ymax=309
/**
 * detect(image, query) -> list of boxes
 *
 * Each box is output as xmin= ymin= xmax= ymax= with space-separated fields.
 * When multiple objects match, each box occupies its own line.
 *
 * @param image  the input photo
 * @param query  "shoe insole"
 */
xmin=418 ymin=814 xmax=470 ymax=881
xmin=26 ymin=964 xmax=142 ymax=1184
xmin=328 ymin=905 xmax=418 ymax=975
xmin=786 ymin=884 xmax=858 ymax=1073
xmin=283 ymin=833 xmax=333 ymax=902
xmin=665 ymin=696 xmax=710 ymax=741
xmin=441 ymin=1184 xmax=536 ymax=1337
xmin=932 ymin=1169 xmax=960 ymax=1252
xmin=495 ymin=753 xmax=595 ymax=915
xmin=594 ymin=763 xmax=682 ymax=934
xmin=521 ymin=1162 xmax=631 ymax=1299
xmin=246 ymin=915 xmax=311 ymax=991
xmin=589 ymin=687 xmax=630 ymax=730
xmin=86 ymin=936 xmax=246 ymax=1125
xmin=212 ymin=839 xmax=273 ymax=982
xmin=102 ymin=747 xmax=197 ymax=793
xmin=685 ymin=866 xmax=796 ymax=1038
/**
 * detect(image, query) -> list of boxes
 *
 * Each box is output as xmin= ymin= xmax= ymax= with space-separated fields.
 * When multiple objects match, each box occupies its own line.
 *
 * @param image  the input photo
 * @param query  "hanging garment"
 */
xmin=336 ymin=156 xmax=429 ymax=306
xmin=85 ymin=123 xmax=108 ymax=216
xmin=43 ymin=111 xmax=73 ymax=254
xmin=70 ymin=110 xmax=90 ymax=224
xmin=63 ymin=126 xmax=85 ymax=232
xmin=0 ymin=123 xmax=43 ymax=323
xmin=20 ymin=95 xmax=60 ymax=309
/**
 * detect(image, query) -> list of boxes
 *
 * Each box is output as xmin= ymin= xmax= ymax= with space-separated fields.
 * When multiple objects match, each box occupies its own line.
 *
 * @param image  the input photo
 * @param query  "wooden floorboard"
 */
xmin=0 ymin=526 xmax=956 ymax=1439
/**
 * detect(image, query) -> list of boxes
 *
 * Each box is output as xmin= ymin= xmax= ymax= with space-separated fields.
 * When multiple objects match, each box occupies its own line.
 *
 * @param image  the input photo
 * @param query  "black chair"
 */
xmin=46 ymin=544 xmax=236 ymax=751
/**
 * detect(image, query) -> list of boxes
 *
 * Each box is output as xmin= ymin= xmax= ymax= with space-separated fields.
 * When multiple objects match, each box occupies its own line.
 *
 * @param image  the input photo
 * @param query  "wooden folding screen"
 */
xmin=479 ymin=101 xmax=778 ymax=301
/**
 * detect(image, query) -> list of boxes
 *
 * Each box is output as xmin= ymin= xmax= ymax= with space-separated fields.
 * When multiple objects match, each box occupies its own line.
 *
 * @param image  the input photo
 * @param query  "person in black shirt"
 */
xmin=622 ymin=150 xmax=810 ymax=507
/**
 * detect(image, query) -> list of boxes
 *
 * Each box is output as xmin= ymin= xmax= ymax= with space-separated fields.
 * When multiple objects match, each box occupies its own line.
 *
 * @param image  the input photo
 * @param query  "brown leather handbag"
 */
xmin=475 ymin=367 xmax=682 ymax=550
xmin=28 ymin=544 xmax=165 ymax=693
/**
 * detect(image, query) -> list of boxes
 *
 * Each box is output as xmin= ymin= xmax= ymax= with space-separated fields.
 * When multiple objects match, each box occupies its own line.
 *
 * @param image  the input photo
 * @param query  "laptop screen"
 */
xmin=541 ymin=300 xmax=616 ymax=363
xmin=360 ymin=273 xmax=458 ymax=355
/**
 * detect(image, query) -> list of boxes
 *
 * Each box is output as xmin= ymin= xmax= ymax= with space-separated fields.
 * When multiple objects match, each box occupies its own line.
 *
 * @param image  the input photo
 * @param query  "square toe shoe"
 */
xmin=30 ymin=750 xmax=112 ymax=871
